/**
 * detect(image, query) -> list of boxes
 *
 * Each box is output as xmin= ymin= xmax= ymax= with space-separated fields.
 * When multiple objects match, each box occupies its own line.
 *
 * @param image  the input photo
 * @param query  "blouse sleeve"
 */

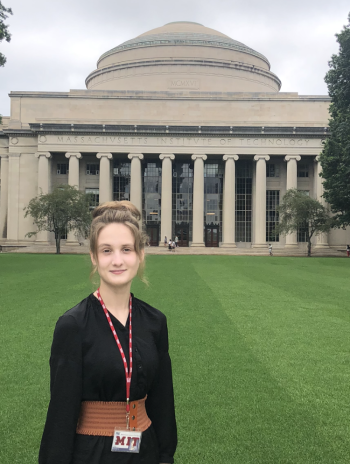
xmin=146 ymin=315 xmax=177 ymax=463
xmin=38 ymin=314 xmax=82 ymax=464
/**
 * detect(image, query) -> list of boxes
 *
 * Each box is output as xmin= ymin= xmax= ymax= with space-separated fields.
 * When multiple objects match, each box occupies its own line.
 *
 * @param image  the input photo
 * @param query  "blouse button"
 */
xmin=132 ymin=404 xmax=136 ymax=409
xmin=132 ymin=416 xmax=135 ymax=420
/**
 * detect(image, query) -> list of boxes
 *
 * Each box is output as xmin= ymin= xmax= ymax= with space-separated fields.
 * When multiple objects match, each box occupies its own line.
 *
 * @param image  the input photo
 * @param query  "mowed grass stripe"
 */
xmin=136 ymin=256 xmax=347 ymax=463
xmin=0 ymin=255 xmax=349 ymax=463
xmin=193 ymin=256 xmax=350 ymax=462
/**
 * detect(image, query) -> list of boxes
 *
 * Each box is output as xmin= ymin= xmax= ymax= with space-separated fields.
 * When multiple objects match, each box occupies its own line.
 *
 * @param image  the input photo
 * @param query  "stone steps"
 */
xmin=2 ymin=243 xmax=346 ymax=258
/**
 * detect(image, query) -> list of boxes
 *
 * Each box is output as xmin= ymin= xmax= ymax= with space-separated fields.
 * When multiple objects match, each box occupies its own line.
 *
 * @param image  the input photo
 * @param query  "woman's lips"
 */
xmin=110 ymin=270 xmax=126 ymax=275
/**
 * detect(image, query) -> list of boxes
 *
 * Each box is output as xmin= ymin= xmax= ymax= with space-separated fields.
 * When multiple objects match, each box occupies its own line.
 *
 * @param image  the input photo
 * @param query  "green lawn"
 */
xmin=1 ymin=254 xmax=350 ymax=464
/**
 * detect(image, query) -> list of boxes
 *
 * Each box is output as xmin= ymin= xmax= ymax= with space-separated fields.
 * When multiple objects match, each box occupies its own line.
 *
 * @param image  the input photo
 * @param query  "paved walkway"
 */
xmin=1 ymin=243 xmax=346 ymax=257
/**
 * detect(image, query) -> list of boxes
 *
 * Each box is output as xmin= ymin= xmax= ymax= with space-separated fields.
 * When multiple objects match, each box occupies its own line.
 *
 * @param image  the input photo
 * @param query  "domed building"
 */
xmin=0 ymin=21 xmax=348 ymax=249
xmin=86 ymin=21 xmax=281 ymax=93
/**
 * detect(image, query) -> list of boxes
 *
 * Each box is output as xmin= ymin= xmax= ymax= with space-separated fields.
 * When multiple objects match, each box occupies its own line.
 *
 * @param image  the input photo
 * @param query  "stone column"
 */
xmin=36 ymin=152 xmax=52 ymax=195
xmin=97 ymin=153 xmax=113 ymax=204
xmin=7 ymin=154 xmax=21 ymax=242
xmin=191 ymin=154 xmax=207 ymax=246
xmin=253 ymin=155 xmax=270 ymax=247
xmin=66 ymin=152 xmax=81 ymax=188
xmin=65 ymin=152 xmax=82 ymax=244
xmin=314 ymin=155 xmax=329 ymax=248
xmin=222 ymin=154 xmax=239 ymax=247
xmin=0 ymin=156 xmax=9 ymax=239
xmin=159 ymin=154 xmax=175 ymax=245
xmin=34 ymin=152 xmax=52 ymax=243
xmin=127 ymin=153 xmax=144 ymax=214
xmin=284 ymin=155 xmax=301 ymax=247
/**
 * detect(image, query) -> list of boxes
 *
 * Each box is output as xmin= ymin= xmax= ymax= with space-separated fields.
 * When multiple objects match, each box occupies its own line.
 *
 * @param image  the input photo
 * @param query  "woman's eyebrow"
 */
xmin=98 ymin=243 xmax=135 ymax=248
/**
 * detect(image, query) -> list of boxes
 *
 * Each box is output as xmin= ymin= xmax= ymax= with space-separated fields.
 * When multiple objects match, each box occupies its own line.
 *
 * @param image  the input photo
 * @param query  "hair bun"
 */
xmin=92 ymin=201 xmax=141 ymax=221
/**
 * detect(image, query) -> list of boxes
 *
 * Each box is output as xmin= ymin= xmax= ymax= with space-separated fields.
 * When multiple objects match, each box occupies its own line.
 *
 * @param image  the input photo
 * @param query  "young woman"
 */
xmin=39 ymin=201 xmax=177 ymax=464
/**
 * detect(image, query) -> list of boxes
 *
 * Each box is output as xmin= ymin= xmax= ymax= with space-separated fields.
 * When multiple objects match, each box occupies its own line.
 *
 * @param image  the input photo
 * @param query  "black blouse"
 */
xmin=39 ymin=293 xmax=177 ymax=464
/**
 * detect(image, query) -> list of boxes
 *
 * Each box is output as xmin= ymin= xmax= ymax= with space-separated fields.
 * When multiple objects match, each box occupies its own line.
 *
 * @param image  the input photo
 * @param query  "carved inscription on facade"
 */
xmin=168 ymin=79 xmax=200 ymax=89
xmin=47 ymin=136 xmax=322 ymax=147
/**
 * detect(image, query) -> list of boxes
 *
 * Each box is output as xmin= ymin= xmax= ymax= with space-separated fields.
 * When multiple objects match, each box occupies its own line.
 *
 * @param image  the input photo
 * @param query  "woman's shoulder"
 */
xmin=132 ymin=295 xmax=167 ymax=322
xmin=51 ymin=296 xmax=94 ymax=355
xmin=55 ymin=295 xmax=93 ymax=330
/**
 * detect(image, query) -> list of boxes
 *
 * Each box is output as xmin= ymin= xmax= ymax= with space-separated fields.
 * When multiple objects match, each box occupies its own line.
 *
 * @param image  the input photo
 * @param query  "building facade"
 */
xmin=1 ymin=21 xmax=349 ymax=248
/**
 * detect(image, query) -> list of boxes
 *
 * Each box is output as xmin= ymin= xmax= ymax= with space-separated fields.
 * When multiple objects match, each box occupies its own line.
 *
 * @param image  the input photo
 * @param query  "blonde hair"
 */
xmin=89 ymin=201 xmax=148 ymax=283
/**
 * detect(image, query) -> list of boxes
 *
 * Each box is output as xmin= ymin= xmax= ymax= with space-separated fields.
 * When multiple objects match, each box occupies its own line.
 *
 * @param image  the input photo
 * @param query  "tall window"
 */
xmin=298 ymin=223 xmax=308 ymax=242
xmin=113 ymin=161 xmax=130 ymax=201
xmin=297 ymin=164 xmax=309 ymax=177
xmin=172 ymin=162 xmax=193 ymax=241
xmin=86 ymin=188 xmax=99 ymax=210
xmin=143 ymin=162 xmax=161 ymax=223
xmin=266 ymin=163 xmax=280 ymax=177
xmin=60 ymin=228 xmax=68 ymax=240
xmin=297 ymin=190 xmax=310 ymax=242
xmin=235 ymin=161 xmax=252 ymax=242
xmin=266 ymin=190 xmax=279 ymax=242
xmin=86 ymin=164 xmax=99 ymax=175
xmin=57 ymin=163 xmax=69 ymax=175
xmin=204 ymin=163 xmax=223 ymax=242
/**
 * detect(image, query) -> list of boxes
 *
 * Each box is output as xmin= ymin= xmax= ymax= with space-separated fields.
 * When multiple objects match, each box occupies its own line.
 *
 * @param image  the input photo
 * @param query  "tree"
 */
xmin=0 ymin=1 xmax=13 ymax=67
xmin=275 ymin=189 xmax=333 ymax=257
xmin=24 ymin=185 xmax=92 ymax=254
xmin=0 ymin=1 xmax=12 ymax=124
xmin=319 ymin=13 xmax=350 ymax=227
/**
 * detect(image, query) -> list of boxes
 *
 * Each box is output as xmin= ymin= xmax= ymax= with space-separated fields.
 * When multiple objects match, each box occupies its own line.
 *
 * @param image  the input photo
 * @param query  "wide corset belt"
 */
xmin=76 ymin=396 xmax=151 ymax=436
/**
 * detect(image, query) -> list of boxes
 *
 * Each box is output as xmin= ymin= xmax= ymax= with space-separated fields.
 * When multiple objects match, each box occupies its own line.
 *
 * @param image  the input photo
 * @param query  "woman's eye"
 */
xmin=123 ymin=248 xmax=131 ymax=252
xmin=102 ymin=249 xmax=111 ymax=253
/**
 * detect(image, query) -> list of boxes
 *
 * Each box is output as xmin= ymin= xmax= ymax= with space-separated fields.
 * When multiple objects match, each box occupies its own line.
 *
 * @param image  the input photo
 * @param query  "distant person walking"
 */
xmin=175 ymin=236 xmax=178 ymax=247
xmin=268 ymin=243 xmax=273 ymax=256
xmin=347 ymin=244 xmax=350 ymax=257
xmin=164 ymin=235 xmax=168 ymax=247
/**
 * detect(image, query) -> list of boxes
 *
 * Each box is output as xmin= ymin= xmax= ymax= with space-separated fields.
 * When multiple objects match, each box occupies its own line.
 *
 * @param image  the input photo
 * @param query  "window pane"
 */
xmin=266 ymin=190 xmax=280 ymax=242
xmin=204 ymin=163 xmax=224 ymax=242
xmin=143 ymin=162 xmax=161 ymax=242
xmin=172 ymin=163 xmax=194 ymax=242
xmin=235 ymin=161 xmax=252 ymax=242
xmin=113 ymin=161 xmax=131 ymax=202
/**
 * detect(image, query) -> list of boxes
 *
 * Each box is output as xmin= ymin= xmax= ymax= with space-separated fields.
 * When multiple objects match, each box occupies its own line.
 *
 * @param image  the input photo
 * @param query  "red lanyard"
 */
xmin=96 ymin=288 xmax=133 ymax=417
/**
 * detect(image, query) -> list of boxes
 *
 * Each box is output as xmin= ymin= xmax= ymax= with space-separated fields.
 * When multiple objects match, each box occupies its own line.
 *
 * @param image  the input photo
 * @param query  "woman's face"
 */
xmin=91 ymin=222 xmax=143 ymax=290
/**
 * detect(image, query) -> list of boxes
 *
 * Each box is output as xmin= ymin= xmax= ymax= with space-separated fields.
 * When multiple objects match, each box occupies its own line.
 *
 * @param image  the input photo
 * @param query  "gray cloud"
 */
xmin=1 ymin=0 xmax=349 ymax=116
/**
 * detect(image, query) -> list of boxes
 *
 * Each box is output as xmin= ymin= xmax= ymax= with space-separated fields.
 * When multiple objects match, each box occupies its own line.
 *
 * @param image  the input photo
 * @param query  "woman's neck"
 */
xmin=96 ymin=282 xmax=131 ymax=326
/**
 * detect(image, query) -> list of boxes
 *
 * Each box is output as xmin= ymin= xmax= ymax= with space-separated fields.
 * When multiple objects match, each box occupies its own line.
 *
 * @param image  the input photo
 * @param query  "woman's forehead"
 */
xmin=98 ymin=223 xmax=134 ymax=243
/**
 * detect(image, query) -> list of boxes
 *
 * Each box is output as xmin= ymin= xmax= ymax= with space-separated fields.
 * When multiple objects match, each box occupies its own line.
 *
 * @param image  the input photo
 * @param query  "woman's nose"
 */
xmin=111 ymin=251 xmax=123 ymax=266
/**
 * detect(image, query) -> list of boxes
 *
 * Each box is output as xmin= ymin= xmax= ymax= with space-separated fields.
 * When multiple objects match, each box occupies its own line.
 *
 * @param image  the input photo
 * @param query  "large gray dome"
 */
xmin=86 ymin=21 xmax=281 ymax=93
xmin=98 ymin=21 xmax=270 ymax=68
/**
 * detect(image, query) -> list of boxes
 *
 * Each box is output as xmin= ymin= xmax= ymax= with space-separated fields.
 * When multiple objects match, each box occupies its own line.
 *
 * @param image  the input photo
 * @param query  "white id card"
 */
xmin=111 ymin=429 xmax=142 ymax=453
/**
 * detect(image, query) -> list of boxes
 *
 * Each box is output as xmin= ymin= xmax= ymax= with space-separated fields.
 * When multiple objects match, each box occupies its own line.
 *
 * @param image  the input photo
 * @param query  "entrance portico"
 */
xmin=0 ymin=125 xmax=326 ymax=249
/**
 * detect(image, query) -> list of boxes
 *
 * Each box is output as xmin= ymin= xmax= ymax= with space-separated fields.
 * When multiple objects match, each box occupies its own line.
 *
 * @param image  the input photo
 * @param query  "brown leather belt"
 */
xmin=76 ymin=396 xmax=151 ymax=436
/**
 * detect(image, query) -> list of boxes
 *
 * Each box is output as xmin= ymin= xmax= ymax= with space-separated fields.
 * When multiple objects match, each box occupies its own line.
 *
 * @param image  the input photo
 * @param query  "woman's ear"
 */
xmin=140 ymin=249 xmax=145 ymax=263
xmin=90 ymin=252 xmax=97 ymax=267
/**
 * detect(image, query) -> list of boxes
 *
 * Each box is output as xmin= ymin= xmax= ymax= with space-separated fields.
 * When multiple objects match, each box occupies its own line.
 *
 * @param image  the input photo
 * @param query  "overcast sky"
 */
xmin=0 ymin=0 xmax=349 ymax=116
